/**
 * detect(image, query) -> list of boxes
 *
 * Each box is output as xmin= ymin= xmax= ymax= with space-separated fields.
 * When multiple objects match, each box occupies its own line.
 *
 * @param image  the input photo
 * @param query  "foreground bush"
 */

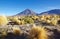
xmin=29 ymin=26 xmax=48 ymax=39
xmin=12 ymin=26 xmax=22 ymax=35
xmin=0 ymin=15 xmax=8 ymax=26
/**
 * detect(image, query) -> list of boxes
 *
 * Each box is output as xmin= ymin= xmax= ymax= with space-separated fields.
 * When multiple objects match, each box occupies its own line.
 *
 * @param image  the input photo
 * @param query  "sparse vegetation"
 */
xmin=0 ymin=15 xmax=60 ymax=39
xmin=7 ymin=15 xmax=60 ymax=26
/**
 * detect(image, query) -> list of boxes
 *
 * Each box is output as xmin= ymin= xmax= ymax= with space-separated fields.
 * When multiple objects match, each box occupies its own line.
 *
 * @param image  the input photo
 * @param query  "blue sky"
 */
xmin=0 ymin=0 xmax=60 ymax=16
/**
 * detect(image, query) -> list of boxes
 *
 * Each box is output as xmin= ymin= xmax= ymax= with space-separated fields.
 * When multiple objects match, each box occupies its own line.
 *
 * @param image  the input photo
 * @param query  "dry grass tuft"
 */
xmin=29 ymin=26 xmax=48 ymax=39
xmin=12 ymin=26 xmax=22 ymax=35
xmin=0 ymin=15 xmax=8 ymax=26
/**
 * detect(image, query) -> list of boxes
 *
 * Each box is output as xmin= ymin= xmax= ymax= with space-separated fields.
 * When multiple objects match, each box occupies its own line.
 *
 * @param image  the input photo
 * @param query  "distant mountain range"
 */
xmin=15 ymin=9 xmax=60 ymax=16
xmin=40 ymin=9 xmax=60 ymax=15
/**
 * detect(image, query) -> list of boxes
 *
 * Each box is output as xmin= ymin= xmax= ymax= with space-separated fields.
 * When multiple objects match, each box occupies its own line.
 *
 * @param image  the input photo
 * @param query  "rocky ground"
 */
xmin=0 ymin=24 xmax=60 ymax=39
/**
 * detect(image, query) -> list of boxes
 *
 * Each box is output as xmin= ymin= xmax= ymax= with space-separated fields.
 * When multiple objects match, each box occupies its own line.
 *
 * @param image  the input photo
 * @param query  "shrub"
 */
xmin=12 ymin=26 xmax=22 ymax=35
xmin=24 ymin=17 xmax=34 ymax=24
xmin=0 ymin=15 xmax=8 ymax=26
xmin=12 ymin=16 xmax=18 ymax=22
xmin=19 ymin=20 xmax=25 ymax=25
xmin=11 ymin=17 xmax=21 ymax=25
xmin=51 ymin=19 xmax=57 ymax=26
xmin=29 ymin=26 xmax=48 ymax=39
xmin=2 ymin=31 xmax=7 ymax=36
xmin=32 ymin=16 xmax=39 ymax=20
xmin=46 ymin=20 xmax=51 ymax=23
xmin=41 ymin=15 xmax=46 ymax=20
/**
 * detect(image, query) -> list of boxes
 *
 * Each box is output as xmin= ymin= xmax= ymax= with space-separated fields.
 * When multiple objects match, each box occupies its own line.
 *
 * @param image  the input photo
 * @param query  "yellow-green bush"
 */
xmin=32 ymin=16 xmax=39 ymax=20
xmin=51 ymin=19 xmax=57 ymax=26
xmin=19 ymin=20 xmax=25 ymax=25
xmin=29 ymin=26 xmax=48 ymax=39
xmin=12 ymin=16 xmax=18 ymax=22
xmin=11 ymin=17 xmax=20 ymax=25
xmin=0 ymin=16 xmax=8 ymax=26
xmin=24 ymin=17 xmax=34 ymax=24
xmin=11 ymin=16 xmax=25 ymax=25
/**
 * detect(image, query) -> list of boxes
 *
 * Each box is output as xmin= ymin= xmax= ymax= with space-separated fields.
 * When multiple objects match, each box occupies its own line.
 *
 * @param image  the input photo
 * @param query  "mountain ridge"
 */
xmin=15 ymin=9 xmax=60 ymax=16
xmin=40 ymin=9 xmax=60 ymax=15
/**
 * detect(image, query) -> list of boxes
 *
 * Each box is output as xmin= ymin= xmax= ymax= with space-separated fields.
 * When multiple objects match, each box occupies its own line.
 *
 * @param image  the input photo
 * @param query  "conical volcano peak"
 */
xmin=16 ymin=9 xmax=37 ymax=16
xmin=23 ymin=9 xmax=34 ymax=13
